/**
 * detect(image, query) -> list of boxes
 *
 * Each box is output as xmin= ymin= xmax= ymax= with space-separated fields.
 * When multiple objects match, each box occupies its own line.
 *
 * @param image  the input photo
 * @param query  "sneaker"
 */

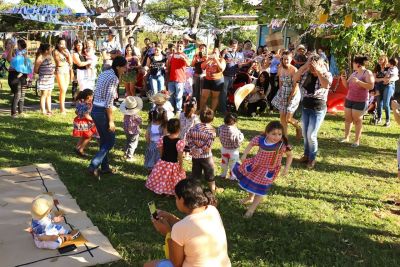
xmin=377 ymin=118 xmax=382 ymax=124
xmin=384 ymin=121 xmax=391 ymax=127
xmin=87 ymin=168 xmax=100 ymax=180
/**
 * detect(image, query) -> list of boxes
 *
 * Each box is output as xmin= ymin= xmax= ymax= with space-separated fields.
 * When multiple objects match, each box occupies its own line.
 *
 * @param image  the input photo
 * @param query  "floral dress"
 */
xmin=232 ymin=136 xmax=287 ymax=196
xmin=272 ymin=74 xmax=301 ymax=113
xmin=72 ymin=100 xmax=98 ymax=138
xmin=145 ymin=136 xmax=186 ymax=195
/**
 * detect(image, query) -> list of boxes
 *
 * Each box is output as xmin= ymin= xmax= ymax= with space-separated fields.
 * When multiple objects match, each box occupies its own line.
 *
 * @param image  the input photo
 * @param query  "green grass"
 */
xmin=1 ymin=78 xmax=400 ymax=267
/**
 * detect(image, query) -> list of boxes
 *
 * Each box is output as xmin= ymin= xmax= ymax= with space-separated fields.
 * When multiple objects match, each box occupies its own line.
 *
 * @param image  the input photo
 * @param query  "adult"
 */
xmin=247 ymin=71 xmax=269 ymax=116
xmin=83 ymin=39 xmax=98 ymax=91
xmin=200 ymin=47 xmax=226 ymax=111
xmin=271 ymin=51 xmax=301 ymax=138
xmin=146 ymin=43 xmax=167 ymax=95
xmin=373 ymin=55 xmax=388 ymax=105
xmin=183 ymin=34 xmax=201 ymax=62
xmin=341 ymin=56 xmax=375 ymax=146
xmin=242 ymin=40 xmax=255 ymax=60
xmin=221 ymin=39 xmax=245 ymax=113
xmin=101 ymin=29 xmax=121 ymax=71
xmin=247 ymin=61 xmax=261 ymax=79
xmin=166 ymin=41 xmax=190 ymax=114
xmin=7 ymin=39 xmax=31 ymax=118
xmin=267 ymin=50 xmax=281 ymax=112
xmin=141 ymin=38 xmax=153 ymax=66
xmin=88 ymin=56 xmax=127 ymax=178
xmin=375 ymin=56 xmax=398 ymax=126
xmin=53 ymin=38 xmax=73 ymax=115
xmin=144 ymin=179 xmax=231 ymax=267
xmin=34 ymin=43 xmax=55 ymax=116
xmin=191 ymin=44 xmax=207 ymax=103
xmin=122 ymin=36 xmax=140 ymax=56
xmin=124 ymin=44 xmax=140 ymax=96
xmin=293 ymin=54 xmax=333 ymax=169
xmin=72 ymin=40 xmax=92 ymax=92
xmin=293 ymin=44 xmax=307 ymax=69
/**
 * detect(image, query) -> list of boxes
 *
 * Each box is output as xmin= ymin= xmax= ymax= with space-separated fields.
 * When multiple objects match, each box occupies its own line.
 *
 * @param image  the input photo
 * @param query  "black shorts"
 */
xmin=191 ymin=157 xmax=215 ymax=182
xmin=344 ymin=99 xmax=368 ymax=112
xmin=203 ymin=78 xmax=224 ymax=92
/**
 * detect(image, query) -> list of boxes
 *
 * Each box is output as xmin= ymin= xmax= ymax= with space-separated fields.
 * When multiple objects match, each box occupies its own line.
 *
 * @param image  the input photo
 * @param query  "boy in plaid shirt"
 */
xmin=217 ymin=113 xmax=244 ymax=180
xmin=186 ymin=107 xmax=222 ymax=193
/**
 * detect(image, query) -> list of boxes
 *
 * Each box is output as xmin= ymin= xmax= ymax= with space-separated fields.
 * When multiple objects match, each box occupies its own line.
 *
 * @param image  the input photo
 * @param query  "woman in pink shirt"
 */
xmin=145 ymin=179 xmax=231 ymax=267
xmin=341 ymin=56 xmax=375 ymax=147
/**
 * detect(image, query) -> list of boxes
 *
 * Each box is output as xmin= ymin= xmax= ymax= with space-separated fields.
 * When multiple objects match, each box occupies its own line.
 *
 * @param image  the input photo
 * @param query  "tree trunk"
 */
xmin=189 ymin=0 xmax=206 ymax=30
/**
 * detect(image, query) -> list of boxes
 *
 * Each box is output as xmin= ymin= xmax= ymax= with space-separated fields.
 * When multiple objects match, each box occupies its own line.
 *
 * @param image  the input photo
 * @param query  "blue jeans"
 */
xmin=89 ymin=105 xmax=116 ymax=171
xmin=220 ymin=76 xmax=234 ymax=113
xmin=168 ymin=81 xmax=185 ymax=113
xmin=302 ymin=107 xmax=327 ymax=161
xmin=377 ymin=83 xmax=395 ymax=122
xmin=149 ymin=75 xmax=165 ymax=95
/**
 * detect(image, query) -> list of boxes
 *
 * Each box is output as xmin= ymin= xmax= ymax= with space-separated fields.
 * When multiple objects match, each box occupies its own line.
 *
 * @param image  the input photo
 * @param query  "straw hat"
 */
xmin=234 ymin=83 xmax=255 ymax=111
xmin=120 ymin=96 xmax=143 ymax=115
xmin=149 ymin=93 xmax=170 ymax=105
xmin=297 ymin=44 xmax=306 ymax=51
xmin=31 ymin=194 xmax=54 ymax=220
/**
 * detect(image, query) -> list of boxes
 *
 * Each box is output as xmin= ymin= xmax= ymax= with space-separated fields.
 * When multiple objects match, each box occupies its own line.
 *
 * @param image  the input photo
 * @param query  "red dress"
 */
xmin=72 ymin=101 xmax=98 ymax=138
xmin=232 ymin=136 xmax=287 ymax=196
xmin=145 ymin=136 xmax=186 ymax=195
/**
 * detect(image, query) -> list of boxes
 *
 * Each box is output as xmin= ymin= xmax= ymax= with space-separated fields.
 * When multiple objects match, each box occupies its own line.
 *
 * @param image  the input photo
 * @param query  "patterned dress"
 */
xmin=145 ymin=136 xmax=186 ymax=195
xmin=144 ymin=124 xmax=163 ymax=169
xmin=232 ymin=136 xmax=287 ymax=196
xmin=72 ymin=100 xmax=98 ymax=138
xmin=31 ymin=214 xmax=70 ymax=249
xmin=179 ymin=113 xmax=200 ymax=152
xmin=272 ymin=74 xmax=301 ymax=113
xmin=37 ymin=57 xmax=55 ymax=91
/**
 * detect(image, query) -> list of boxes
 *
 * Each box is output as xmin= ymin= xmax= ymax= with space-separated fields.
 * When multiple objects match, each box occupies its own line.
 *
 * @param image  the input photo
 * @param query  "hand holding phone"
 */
xmin=148 ymin=201 xmax=158 ymax=219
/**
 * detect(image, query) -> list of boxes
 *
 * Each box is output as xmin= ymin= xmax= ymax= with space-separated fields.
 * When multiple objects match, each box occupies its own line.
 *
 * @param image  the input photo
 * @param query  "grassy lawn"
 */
xmin=1 ymin=77 xmax=400 ymax=267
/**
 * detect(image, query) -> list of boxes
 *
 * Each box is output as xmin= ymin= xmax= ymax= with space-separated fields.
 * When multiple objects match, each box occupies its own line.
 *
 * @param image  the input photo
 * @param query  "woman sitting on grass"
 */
xmin=144 ymin=179 xmax=231 ymax=267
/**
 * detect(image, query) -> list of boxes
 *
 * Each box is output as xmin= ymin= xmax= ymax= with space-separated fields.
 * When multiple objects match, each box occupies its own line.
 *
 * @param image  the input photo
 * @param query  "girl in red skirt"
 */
xmin=72 ymin=89 xmax=98 ymax=157
xmin=145 ymin=118 xmax=186 ymax=195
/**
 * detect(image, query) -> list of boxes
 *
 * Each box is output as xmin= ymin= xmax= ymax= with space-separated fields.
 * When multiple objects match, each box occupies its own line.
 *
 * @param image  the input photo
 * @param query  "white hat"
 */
xmin=31 ymin=194 xmax=54 ymax=220
xmin=149 ymin=92 xmax=170 ymax=105
xmin=120 ymin=96 xmax=143 ymax=115
xmin=297 ymin=44 xmax=306 ymax=50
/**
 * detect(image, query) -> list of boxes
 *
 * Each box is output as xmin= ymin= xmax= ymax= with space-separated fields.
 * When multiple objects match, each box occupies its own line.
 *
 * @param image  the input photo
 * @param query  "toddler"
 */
xmin=217 ymin=113 xmax=244 ymax=179
xmin=120 ymin=96 xmax=143 ymax=162
xmin=179 ymin=96 xmax=200 ymax=159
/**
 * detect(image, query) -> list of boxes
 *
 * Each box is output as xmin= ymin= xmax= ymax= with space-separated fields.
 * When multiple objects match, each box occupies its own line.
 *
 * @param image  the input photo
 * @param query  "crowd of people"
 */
xmin=2 ymin=29 xmax=400 ymax=267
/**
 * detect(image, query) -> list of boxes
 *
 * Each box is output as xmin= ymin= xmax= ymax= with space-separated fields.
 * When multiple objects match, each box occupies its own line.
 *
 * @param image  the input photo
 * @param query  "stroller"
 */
xmin=365 ymin=90 xmax=379 ymax=125
xmin=227 ymin=72 xmax=252 ymax=113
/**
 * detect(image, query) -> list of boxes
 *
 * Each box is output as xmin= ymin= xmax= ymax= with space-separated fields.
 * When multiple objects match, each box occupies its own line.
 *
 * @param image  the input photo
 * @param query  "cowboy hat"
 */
xmin=149 ymin=93 xmax=170 ymax=105
xmin=297 ymin=44 xmax=306 ymax=51
xmin=31 ymin=194 xmax=54 ymax=220
xmin=234 ymin=83 xmax=255 ymax=111
xmin=120 ymin=96 xmax=143 ymax=115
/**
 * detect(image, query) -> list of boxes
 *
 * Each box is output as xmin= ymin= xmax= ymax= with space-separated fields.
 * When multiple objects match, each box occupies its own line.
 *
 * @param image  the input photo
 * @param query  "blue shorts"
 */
xmin=156 ymin=260 xmax=174 ymax=267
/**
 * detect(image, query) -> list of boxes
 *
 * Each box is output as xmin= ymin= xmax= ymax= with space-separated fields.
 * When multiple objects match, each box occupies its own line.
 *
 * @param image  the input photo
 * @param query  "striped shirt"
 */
xmin=186 ymin=123 xmax=216 ymax=159
xmin=93 ymin=69 xmax=119 ymax=108
xmin=217 ymin=124 xmax=244 ymax=149
xmin=300 ymin=71 xmax=333 ymax=101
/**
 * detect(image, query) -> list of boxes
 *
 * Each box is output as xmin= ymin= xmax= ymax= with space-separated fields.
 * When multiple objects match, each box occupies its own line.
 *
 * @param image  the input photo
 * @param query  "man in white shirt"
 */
xmin=101 ymin=29 xmax=121 ymax=71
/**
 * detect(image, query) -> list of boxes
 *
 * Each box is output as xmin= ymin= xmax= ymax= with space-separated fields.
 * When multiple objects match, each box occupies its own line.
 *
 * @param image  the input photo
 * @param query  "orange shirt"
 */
xmin=203 ymin=58 xmax=226 ymax=80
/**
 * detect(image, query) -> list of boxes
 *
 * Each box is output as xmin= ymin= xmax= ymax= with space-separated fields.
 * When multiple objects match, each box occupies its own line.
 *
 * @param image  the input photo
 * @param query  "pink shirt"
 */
xmin=346 ymin=70 xmax=369 ymax=102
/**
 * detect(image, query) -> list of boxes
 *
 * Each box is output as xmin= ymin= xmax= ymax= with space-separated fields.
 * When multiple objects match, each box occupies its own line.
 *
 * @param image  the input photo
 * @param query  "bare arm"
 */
xmin=145 ymin=128 xmax=150 ymax=143
xmin=169 ymin=239 xmax=185 ymax=267
xmin=281 ymin=150 xmax=293 ymax=176
xmin=105 ymin=107 xmax=115 ymax=132
xmin=72 ymin=52 xmax=90 ymax=67
xmin=241 ymin=142 xmax=254 ymax=161
xmin=34 ymin=56 xmax=43 ymax=74
xmin=391 ymin=100 xmax=400 ymax=125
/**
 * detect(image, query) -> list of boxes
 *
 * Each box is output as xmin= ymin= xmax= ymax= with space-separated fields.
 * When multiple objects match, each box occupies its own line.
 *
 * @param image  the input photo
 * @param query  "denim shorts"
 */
xmin=344 ymin=99 xmax=368 ymax=112
xmin=203 ymin=78 xmax=224 ymax=92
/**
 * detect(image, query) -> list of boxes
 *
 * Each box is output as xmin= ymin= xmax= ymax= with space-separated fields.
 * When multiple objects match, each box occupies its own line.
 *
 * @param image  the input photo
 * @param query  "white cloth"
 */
xmin=220 ymin=147 xmax=240 ymax=179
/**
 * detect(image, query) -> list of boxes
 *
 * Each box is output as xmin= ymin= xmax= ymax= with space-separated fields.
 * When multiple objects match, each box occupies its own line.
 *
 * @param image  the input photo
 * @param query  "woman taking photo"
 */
xmin=53 ymin=38 xmax=73 ymax=115
xmin=146 ymin=43 xmax=167 ymax=95
xmin=341 ymin=56 xmax=375 ymax=147
xmin=124 ymin=44 xmax=140 ymax=96
xmin=144 ymin=179 xmax=231 ymax=267
xmin=87 ymin=56 xmax=127 ymax=178
xmin=72 ymin=39 xmax=92 ymax=92
xmin=199 ymin=47 xmax=226 ymax=111
xmin=34 ymin=43 xmax=55 ymax=116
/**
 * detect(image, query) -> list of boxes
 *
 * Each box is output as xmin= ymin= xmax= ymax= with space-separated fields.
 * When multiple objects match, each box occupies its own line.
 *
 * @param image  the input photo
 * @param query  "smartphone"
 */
xmin=148 ymin=201 xmax=158 ymax=219
xmin=58 ymin=244 xmax=77 ymax=254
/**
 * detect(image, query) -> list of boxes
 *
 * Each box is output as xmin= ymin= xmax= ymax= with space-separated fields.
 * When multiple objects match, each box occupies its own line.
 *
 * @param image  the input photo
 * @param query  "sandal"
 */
xmin=74 ymin=148 xmax=89 ymax=158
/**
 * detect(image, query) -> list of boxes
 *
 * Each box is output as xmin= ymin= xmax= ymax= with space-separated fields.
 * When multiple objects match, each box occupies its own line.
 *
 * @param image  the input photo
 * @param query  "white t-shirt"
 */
xmin=171 ymin=205 xmax=231 ymax=267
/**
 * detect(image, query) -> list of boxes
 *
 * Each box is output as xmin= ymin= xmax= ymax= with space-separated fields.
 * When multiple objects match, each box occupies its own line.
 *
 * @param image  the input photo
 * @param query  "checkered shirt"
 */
xmin=93 ymin=69 xmax=119 ymax=108
xmin=123 ymin=114 xmax=142 ymax=135
xmin=217 ymin=124 xmax=244 ymax=149
xmin=186 ymin=123 xmax=216 ymax=159
xmin=299 ymin=71 xmax=333 ymax=101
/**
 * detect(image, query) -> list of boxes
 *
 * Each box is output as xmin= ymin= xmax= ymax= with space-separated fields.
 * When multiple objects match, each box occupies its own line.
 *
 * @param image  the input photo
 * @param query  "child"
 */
xmin=232 ymin=121 xmax=293 ymax=218
xmin=186 ymin=107 xmax=222 ymax=193
xmin=84 ymin=40 xmax=97 ymax=90
xmin=144 ymin=107 xmax=168 ymax=170
xmin=145 ymin=119 xmax=186 ymax=195
xmin=30 ymin=194 xmax=80 ymax=249
xmin=179 ymin=96 xmax=200 ymax=159
xmin=120 ymin=96 xmax=143 ymax=162
xmin=217 ymin=113 xmax=244 ymax=179
xmin=149 ymin=91 xmax=175 ymax=120
xmin=72 ymin=89 xmax=97 ymax=157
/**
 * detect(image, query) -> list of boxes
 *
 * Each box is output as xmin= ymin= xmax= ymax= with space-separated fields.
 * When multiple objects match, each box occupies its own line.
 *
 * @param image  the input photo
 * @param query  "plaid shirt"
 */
xmin=299 ymin=71 xmax=333 ymax=101
xmin=217 ymin=124 xmax=244 ymax=149
xmin=186 ymin=123 xmax=216 ymax=159
xmin=93 ymin=69 xmax=119 ymax=108
xmin=123 ymin=114 xmax=142 ymax=135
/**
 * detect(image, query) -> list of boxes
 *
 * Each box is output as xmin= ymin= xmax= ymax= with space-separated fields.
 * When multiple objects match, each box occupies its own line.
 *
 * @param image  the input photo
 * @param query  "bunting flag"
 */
xmin=318 ymin=13 xmax=329 ymax=24
xmin=344 ymin=14 xmax=353 ymax=28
